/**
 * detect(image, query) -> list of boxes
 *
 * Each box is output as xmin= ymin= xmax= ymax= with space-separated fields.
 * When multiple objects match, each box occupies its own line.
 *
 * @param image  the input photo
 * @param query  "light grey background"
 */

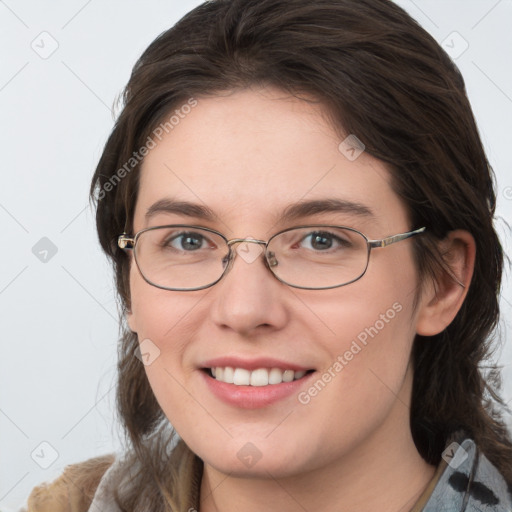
xmin=1 ymin=1 xmax=511 ymax=510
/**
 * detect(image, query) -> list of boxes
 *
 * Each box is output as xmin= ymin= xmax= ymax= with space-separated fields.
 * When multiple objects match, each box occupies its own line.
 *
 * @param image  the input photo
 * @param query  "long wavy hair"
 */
xmin=89 ymin=0 xmax=512 ymax=510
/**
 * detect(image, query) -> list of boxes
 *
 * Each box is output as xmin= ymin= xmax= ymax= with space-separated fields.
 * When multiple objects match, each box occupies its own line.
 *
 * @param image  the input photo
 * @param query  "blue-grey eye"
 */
xmin=300 ymin=231 xmax=350 ymax=251
xmin=167 ymin=232 xmax=208 ymax=251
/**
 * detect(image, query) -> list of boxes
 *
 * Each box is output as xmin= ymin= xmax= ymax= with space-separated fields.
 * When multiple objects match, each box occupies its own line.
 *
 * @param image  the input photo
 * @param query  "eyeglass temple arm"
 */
xmin=368 ymin=226 xmax=426 ymax=248
xmin=368 ymin=226 xmax=466 ymax=288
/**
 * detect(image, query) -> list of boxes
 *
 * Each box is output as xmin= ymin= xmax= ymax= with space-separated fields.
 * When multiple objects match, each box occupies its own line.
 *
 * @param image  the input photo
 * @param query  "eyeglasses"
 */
xmin=118 ymin=224 xmax=426 ymax=291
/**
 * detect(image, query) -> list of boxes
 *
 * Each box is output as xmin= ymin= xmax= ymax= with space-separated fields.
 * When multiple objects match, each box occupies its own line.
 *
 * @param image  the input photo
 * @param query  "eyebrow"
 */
xmin=145 ymin=197 xmax=375 ymax=224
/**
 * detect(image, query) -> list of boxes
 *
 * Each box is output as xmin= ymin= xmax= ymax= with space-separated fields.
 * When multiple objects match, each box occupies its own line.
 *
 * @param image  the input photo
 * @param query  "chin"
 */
xmin=206 ymin=455 xmax=307 ymax=479
xmin=195 ymin=438 xmax=313 ymax=479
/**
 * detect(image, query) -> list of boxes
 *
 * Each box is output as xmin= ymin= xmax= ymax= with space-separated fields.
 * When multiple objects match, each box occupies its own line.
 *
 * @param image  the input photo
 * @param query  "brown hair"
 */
xmin=89 ymin=0 xmax=512 ymax=510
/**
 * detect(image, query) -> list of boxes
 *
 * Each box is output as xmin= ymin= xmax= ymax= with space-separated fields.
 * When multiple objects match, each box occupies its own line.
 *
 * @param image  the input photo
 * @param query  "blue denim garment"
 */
xmin=422 ymin=431 xmax=512 ymax=511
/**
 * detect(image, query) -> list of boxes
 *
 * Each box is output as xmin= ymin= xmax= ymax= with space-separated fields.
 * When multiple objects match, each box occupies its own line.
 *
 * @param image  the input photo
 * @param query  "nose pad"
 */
xmin=221 ymin=250 xmax=233 ymax=269
xmin=220 ymin=245 xmax=277 ymax=278
xmin=266 ymin=251 xmax=278 ymax=267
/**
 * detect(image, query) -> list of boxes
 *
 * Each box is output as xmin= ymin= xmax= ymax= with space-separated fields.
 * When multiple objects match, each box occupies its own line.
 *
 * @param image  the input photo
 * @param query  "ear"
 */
xmin=415 ymin=230 xmax=476 ymax=336
xmin=126 ymin=309 xmax=138 ymax=333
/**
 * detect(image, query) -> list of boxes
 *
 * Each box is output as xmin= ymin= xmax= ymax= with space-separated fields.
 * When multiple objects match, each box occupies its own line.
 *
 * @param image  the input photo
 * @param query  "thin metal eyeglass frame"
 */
xmin=117 ymin=224 xmax=426 ymax=291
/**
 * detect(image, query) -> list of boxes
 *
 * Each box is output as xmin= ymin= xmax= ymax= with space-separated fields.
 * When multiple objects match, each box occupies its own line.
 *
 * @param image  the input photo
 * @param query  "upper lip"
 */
xmin=200 ymin=356 xmax=313 ymax=372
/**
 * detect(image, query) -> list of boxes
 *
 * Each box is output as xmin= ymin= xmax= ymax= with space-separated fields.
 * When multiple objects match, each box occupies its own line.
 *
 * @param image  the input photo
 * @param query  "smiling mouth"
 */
xmin=203 ymin=367 xmax=315 ymax=386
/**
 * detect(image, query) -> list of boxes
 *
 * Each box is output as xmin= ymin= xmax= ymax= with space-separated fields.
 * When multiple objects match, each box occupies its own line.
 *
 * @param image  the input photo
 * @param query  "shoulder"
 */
xmin=423 ymin=433 xmax=512 ymax=511
xmin=25 ymin=453 xmax=116 ymax=512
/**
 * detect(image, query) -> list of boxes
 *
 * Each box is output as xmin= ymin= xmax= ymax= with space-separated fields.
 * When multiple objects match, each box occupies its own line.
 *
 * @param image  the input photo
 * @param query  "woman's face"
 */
xmin=127 ymin=86 xmax=425 ymax=477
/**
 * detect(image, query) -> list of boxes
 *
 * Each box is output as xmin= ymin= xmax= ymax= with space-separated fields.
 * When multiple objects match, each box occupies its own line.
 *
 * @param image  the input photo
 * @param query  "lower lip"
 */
xmin=201 ymin=370 xmax=314 ymax=409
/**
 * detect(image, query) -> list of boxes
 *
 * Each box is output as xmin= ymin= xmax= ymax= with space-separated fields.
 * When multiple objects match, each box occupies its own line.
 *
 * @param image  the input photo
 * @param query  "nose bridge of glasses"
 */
xmin=226 ymin=237 xmax=267 ymax=247
xmin=224 ymin=237 xmax=279 ymax=268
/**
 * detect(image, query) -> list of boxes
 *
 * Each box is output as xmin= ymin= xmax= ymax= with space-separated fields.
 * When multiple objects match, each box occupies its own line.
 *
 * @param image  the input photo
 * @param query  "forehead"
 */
xmin=135 ymin=87 xmax=408 ymax=235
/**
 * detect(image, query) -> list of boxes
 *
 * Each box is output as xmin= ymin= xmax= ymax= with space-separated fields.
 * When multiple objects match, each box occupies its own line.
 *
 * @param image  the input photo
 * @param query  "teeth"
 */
xmin=250 ymin=368 xmax=268 ymax=387
xmin=233 ymin=368 xmax=250 ymax=385
xmin=223 ymin=366 xmax=234 ymax=383
xmin=211 ymin=367 xmax=308 ymax=386
xmin=269 ymin=367 xmax=283 ymax=384
xmin=282 ymin=369 xmax=294 ymax=382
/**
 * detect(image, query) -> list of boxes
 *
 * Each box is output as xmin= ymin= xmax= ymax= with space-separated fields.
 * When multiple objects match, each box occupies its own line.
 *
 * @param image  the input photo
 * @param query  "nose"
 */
xmin=209 ymin=239 xmax=288 ymax=335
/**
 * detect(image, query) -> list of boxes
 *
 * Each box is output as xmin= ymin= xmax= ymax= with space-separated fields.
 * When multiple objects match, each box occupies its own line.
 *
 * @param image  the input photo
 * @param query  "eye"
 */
xmin=299 ymin=231 xmax=352 ymax=251
xmin=164 ymin=231 xmax=211 ymax=251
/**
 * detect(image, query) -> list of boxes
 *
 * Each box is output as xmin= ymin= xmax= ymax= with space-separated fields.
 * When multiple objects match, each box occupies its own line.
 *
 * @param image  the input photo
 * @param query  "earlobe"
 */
xmin=415 ymin=230 xmax=476 ymax=336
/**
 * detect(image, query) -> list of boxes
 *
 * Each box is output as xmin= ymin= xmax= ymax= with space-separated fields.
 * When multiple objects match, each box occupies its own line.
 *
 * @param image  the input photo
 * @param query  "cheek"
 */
xmin=318 ymin=294 xmax=413 ymax=388
xmin=129 ymin=262 xmax=177 ymax=337
xmin=316 ymin=266 xmax=415 ymax=351
xmin=305 ymin=255 xmax=418 ymax=397
xmin=291 ymin=293 xmax=415 ymax=463
xmin=128 ymin=264 xmax=205 ymax=372
xmin=128 ymin=273 xmax=201 ymax=428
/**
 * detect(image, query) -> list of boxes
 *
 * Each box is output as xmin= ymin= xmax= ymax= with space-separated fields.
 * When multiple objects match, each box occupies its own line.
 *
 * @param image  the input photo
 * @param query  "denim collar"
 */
xmin=422 ymin=431 xmax=512 ymax=511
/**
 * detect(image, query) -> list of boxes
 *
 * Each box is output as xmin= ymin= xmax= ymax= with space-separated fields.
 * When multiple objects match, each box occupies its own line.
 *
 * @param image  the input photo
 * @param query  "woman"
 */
xmin=25 ymin=0 xmax=512 ymax=510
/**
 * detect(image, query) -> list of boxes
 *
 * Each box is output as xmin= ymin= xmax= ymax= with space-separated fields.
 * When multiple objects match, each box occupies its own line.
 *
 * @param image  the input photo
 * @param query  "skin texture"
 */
xmin=127 ymin=86 xmax=475 ymax=512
